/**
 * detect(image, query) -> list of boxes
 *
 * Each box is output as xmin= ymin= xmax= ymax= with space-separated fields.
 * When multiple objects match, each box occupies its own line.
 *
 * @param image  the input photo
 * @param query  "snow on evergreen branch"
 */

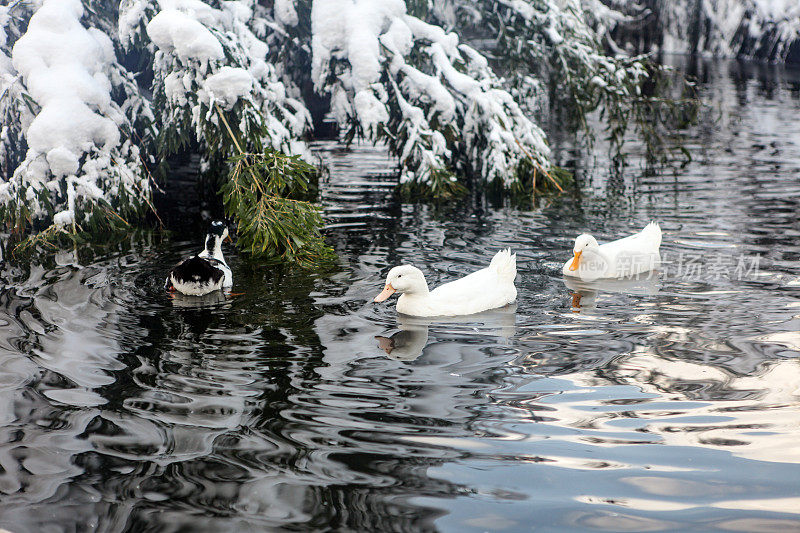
xmin=608 ymin=0 xmax=800 ymax=63
xmin=1 ymin=0 xmax=794 ymax=240
xmin=311 ymin=0 xmax=550 ymax=188
xmin=0 ymin=0 xmax=148 ymax=232
xmin=133 ymin=0 xmax=311 ymax=160
xmin=490 ymin=0 xmax=650 ymax=111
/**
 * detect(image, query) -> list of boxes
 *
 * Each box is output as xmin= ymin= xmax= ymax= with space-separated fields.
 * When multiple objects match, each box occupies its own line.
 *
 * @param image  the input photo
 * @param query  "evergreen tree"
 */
xmin=4 ymin=0 xmax=784 ymax=261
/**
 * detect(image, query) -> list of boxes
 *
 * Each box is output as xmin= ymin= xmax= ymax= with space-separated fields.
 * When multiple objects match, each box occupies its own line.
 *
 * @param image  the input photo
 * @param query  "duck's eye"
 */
xmin=397 ymin=274 xmax=402 ymax=278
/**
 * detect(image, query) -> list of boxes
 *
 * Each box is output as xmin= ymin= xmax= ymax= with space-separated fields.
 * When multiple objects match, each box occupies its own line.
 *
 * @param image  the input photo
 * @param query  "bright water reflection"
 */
xmin=0 ymin=58 xmax=799 ymax=531
xmin=373 ymin=308 xmax=517 ymax=362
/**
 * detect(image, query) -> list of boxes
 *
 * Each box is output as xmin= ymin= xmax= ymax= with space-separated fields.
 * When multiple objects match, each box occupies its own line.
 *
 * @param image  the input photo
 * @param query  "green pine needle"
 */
xmin=221 ymin=151 xmax=336 ymax=269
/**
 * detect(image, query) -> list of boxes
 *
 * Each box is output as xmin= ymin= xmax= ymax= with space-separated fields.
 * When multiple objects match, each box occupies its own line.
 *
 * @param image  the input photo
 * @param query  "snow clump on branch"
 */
xmin=0 ymin=0 xmax=147 ymax=230
xmin=131 ymin=0 xmax=311 ymax=159
xmin=311 ymin=0 xmax=550 ymax=188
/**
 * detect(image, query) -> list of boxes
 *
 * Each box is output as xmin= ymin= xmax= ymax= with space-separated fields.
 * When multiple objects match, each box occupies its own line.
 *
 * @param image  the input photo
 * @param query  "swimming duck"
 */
xmin=165 ymin=221 xmax=233 ymax=296
xmin=563 ymin=222 xmax=662 ymax=280
xmin=374 ymin=249 xmax=517 ymax=317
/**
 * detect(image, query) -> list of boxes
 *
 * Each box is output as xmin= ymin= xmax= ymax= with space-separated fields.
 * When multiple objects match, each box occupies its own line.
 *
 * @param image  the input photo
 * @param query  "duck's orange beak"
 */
xmin=569 ymin=250 xmax=582 ymax=271
xmin=224 ymin=234 xmax=232 ymax=243
xmin=374 ymin=283 xmax=396 ymax=303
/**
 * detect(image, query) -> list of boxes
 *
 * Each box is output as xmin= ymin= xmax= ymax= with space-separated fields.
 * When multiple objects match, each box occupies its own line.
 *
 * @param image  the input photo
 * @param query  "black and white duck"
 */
xmin=165 ymin=221 xmax=233 ymax=296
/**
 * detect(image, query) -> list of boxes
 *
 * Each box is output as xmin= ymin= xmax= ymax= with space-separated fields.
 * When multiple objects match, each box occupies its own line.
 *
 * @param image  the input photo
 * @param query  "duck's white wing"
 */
xmin=429 ymin=267 xmax=516 ymax=315
xmin=430 ymin=267 xmax=496 ymax=301
xmin=600 ymin=222 xmax=662 ymax=256
xmin=599 ymin=223 xmax=662 ymax=276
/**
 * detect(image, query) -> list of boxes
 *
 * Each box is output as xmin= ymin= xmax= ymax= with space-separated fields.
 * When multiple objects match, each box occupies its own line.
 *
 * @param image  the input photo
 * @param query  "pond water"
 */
xmin=1 ymin=58 xmax=799 ymax=532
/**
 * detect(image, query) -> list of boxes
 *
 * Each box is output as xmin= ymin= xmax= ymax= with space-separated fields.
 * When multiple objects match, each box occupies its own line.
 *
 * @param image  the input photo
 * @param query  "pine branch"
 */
xmin=216 ymin=105 xmax=335 ymax=269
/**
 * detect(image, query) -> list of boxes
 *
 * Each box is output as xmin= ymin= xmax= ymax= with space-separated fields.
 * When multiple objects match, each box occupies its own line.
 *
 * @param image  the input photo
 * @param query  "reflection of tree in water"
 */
xmin=104 ymin=265 xmax=464 ymax=531
xmin=0 ymin=248 xmax=475 ymax=531
xmin=0 ymin=256 xmax=131 ymax=529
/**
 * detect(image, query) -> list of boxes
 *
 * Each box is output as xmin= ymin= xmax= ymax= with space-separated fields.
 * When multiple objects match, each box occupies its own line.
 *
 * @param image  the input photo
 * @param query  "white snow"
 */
xmin=647 ymin=0 xmax=799 ymax=60
xmin=1 ymin=0 xmax=147 ymax=226
xmin=26 ymin=102 xmax=120 ymax=155
xmin=753 ymin=0 xmax=798 ymax=20
xmin=146 ymin=9 xmax=224 ymax=63
xmin=137 ymin=0 xmax=312 ymax=158
xmin=158 ymin=0 xmax=220 ymax=26
xmin=201 ymin=66 xmax=253 ymax=109
xmin=118 ymin=0 xmax=149 ymax=47
xmin=274 ymin=0 xmax=298 ymax=27
xmin=12 ymin=0 xmax=121 ymax=158
xmin=164 ymin=71 xmax=188 ymax=105
xmin=0 ymin=6 xmax=14 ymax=99
xmin=311 ymin=0 xmax=410 ymax=135
xmin=221 ymin=0 xmax=252 ymax=23
xmin=46 ymin=147 xmax=80 ymax=178
xmin=53 ymin=209 xmax=75 ymax=227
xmin=0 ymin=6 xmax=9 ymax=48
xmin=311 ymin=0 xmax=552 ymax=186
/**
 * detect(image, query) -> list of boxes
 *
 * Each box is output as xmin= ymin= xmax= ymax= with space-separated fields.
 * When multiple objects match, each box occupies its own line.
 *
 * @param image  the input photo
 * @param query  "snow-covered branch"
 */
xmin=467 ymin=0 xmax=651 ymax=121
xmin=0 ymin=2 xmax=26 ymax=186
xmin=608 ymin=0 xmax=800 ymax=63
xmin=311 ymin=0 xmax=550 ymax=190
xmin=0 ymin=0 xmax=760 ymax=240
xmin=442 ymin=0 xmax=690 ymax=171
xmin=127 ymin=0 xmax=312 ymax=159
xmin=0 ymin=0 xmax=148 ymax=231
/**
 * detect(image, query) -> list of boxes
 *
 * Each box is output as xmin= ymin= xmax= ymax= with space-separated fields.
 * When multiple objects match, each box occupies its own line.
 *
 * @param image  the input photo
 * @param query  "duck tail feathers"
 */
xmin=490 ymin=248 xmax=517 ymax=283
xmin=643 ymin=221 xmax=662 ymax=247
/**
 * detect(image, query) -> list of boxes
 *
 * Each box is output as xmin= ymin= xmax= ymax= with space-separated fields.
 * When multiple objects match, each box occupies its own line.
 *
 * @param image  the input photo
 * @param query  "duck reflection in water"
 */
xmin=564 ymin=273 xmax=660 ymax=311
xmin=376 ymin=304 xmax=517 ymax=361
xmin=169 ymin=290 xmax=235 ymax=311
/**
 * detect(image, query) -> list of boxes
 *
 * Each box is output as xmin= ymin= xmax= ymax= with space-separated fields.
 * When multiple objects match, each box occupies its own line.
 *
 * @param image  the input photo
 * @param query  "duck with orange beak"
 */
xmin=373 ymin=249 xmax=518 ymax=317
xmin=563 ymin=222 xmax=662 ymax=280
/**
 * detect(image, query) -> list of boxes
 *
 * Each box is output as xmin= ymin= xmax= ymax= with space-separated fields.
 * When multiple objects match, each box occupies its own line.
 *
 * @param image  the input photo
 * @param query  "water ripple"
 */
xmin=0 ymin=58 xmax=799 ymax=531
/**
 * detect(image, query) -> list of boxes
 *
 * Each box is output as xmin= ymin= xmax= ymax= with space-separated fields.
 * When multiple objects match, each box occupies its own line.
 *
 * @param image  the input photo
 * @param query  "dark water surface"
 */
xmin=1 ymin=59 xmax=799 ymax=532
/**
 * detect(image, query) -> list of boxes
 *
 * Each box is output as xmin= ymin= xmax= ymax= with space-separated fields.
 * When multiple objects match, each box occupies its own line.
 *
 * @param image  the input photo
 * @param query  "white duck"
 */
xmin=563 ymin=222 xmax=662 ymax=280
xmin=374 ymin=249 xmax=517 ymax=317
